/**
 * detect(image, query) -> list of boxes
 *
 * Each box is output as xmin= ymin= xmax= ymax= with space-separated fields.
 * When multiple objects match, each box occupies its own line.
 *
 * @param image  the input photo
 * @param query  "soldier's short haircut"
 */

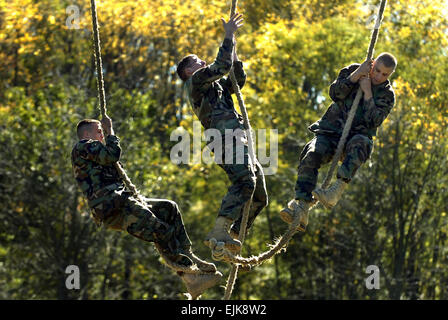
xmin=376 ymin=52 xmax=397 ymax=70
xmin=77 ymin=119 xmax=100 ymax=139
xmin=176 ymin=55 xmax=195 ymax=81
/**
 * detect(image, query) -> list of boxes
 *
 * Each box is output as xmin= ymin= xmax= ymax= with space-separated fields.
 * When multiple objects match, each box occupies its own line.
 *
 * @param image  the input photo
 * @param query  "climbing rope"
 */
xmin=89 ymin=0 xmax=203 ymax=276
xmin=222 ymin=0 xmax=257 ymax=301
xmin=89 ymin=0 xmax=142 ymax=202
xmin=212 ymin=0 xmax=388 ymax=272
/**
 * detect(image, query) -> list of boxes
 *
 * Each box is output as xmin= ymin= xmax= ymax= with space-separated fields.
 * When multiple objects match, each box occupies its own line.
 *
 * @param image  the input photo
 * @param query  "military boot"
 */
xmin=229 ymin=215 xmax=255 ymax=240
xmin=312 ymin=179 xmax=348 ymax=209
xmin=230 ymin=229 xmax=239 ymax=240
xmin=183 ymin=248 xmax=217 ymax=273
xmin=204 ymin=217 xmax=242 ymax=254
xmin=279 ymin=199 xmax=312 ymax=232
xmin=180 ymin=271 xmax=223 ymax=300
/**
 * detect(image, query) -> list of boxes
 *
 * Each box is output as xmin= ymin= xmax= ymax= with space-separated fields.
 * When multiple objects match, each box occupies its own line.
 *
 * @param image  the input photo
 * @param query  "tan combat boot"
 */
xmin=230 ymin=229 xmax=239 ymax=240
xmin=183 ymin=248 xmax=217 ymax=273
xmin=312 ymin=179 xmax=348 ymax=209
xmin=229 ymin=216 xmax=254 ymax=240
xmin=180 ymin=271 xmax=223 ymax=300
xmin=279 ymin=199 xmax=313 ymax=232
xmin=204 ymin=217 xmax=242 ymax=253
xmin=229 ymin=228 xmax=247 ymax=241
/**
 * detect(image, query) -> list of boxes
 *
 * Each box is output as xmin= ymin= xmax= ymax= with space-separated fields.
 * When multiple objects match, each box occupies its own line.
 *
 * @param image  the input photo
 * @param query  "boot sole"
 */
xmin=190 ymin=256 xmax=217 ymax=273
xmin=185 ymin=272 xmax=223 ymax=300
xmin=195 ymin=262 xmax=217 ymax=273
xmin=279 ymin=208 xmax=306 ymax=232
xmin=203 ymin=239 xmax=241 ymax=255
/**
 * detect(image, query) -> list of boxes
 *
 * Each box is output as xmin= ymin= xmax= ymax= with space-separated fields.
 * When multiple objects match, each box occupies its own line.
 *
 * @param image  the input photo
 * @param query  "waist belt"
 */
xmin=88 ymin=182 xmax=124 ymax=208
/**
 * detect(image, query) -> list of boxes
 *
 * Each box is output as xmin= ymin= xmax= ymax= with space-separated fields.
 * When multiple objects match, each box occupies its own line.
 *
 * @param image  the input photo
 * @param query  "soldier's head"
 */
xmin=176 ymin=54 xmax=207 ymax=81
xmin=76 ymin=119 xmax=105 ymax=143
xmin=370 ymin=52 xmax=397 ymax=85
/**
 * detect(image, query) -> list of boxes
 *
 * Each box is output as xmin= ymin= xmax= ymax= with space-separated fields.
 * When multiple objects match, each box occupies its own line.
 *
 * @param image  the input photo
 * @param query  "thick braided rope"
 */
xmin=222 ymin=0 xmax=257 ymax=300
xmin=89 ymin=0 xmax=142 ymax=201
xmin=154 ymin=244 xmax=207 ymax=275
xmin=321 ymin=0 xmax=387 ymax=189
xmin=213 ymin=212 xmax=304 ymax=267
xmin=90 ymin=0 xmax=196 ymax=274
xmin=214 ymin=0 xmax=388 ymax=270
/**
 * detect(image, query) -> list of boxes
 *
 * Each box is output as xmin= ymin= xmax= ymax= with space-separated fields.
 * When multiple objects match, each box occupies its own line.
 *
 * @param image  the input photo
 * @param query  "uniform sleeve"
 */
xmin=363 ymin=88 xmax=395 ymax=129
xmin=191 ymin=38 xmax=234 ymax=92
xmin=77 ymin=135 xmax=122 ymax=165
xmin=218 ymin=60 xmax=247 ymax=94
xmin=329 ymin=64 xmax=360 ymax=102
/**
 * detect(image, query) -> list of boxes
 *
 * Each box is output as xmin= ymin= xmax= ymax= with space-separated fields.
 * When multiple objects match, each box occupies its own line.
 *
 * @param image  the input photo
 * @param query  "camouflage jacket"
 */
xmin=186 ymin=37 xmax=247 ymax=134
xmin=71 ymin=135 xmax=125 ymax=208
xmin=309 ymin=63 xmax=395 ymax=139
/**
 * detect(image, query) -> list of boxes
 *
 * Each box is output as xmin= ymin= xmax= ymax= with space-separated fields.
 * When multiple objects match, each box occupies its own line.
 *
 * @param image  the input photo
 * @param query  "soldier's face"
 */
xmin=185 ymin=55 xmax=206 ymax=77
xmin=370 ymin=60 xmax=394 ymax=85
xmin=91 ymin=123 xmax=105 ymax=144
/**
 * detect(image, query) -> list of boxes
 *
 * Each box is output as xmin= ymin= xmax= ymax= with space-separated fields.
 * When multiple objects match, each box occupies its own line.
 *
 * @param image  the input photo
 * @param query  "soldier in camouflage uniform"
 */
xmin=71 ymin=116 xmax=222 ymax=298
xmin=176 ymin=13 xmax=268 ymax=253
xmin=280 ymin=53 xmax=397 ymax=231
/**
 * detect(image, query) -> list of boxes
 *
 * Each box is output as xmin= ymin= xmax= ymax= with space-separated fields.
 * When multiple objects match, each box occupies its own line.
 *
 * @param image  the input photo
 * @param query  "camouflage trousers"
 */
xmin=216 ymin=135 xmax=269 ymax=234
xmin=295 ymin=133 xmax=373 ymax=202
xmin=91 ymin=189 xmax=192 ymax=266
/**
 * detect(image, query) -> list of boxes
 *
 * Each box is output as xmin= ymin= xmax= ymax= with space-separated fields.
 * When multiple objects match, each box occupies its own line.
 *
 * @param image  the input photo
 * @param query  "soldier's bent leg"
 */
xmin=218 ymin=154 xmax=257 ymax=222
xmin=230 ymin=160 xmax=268 ymax=237
xmin=283 ymin=135 xmax=337 ymax=229
xmin=104 ymin=195 xmax=193 ymax=267
xmin=205 ymin=165 xmax=255 ymax=253
xmin=337 ymin=134 xmax=373 ymax=182
xmin=203 ymin=150 xmax=254 ymax=253
xmin=312 ymin=135 xmax=371 ymax=209
xmin=295 ymin=134 xmax=338 ymax=202
xmin=143 ymin=198 xmax=217 ymax=273
xmin=143 ymin=198 xmax=192 ymax=251
xmin=204 ymin=133 xmax=255 ymax=252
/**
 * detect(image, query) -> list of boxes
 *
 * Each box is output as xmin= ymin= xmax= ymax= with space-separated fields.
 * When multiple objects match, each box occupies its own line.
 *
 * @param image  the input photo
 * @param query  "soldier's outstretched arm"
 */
xmin=78 ymin=135 xmax=122 ymax=165
xmin=191 ymin=13 xmax=244 ymax=91
xmin=219 ymin=44 xmax=247 ymax=94
xmin=329 ymin=64 xmax=361 ymax=102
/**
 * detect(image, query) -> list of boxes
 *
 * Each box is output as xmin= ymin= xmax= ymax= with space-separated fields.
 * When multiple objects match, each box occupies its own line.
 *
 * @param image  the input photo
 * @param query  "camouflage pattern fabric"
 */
xmin=185 ymin=37 xmax=268 ymax=229
xmin=309 ymin=63 xmax=395 ymax=139
xmin=71 ymin=135 xmax=192 ymax=267
xmin=294 ymin=63 xmax=395 ymax=202
xmin=216 ymin=140 xmax=268 ymax=233
xmin=71 ymin=135 xmax=124 ymax=208
xmin=294 ymin=133 xmax=373 ymax=202
xmin=186 ymin=37 xmax=246 ymax=132
xmin=99 ymin=193 xmax=193 ymax=267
